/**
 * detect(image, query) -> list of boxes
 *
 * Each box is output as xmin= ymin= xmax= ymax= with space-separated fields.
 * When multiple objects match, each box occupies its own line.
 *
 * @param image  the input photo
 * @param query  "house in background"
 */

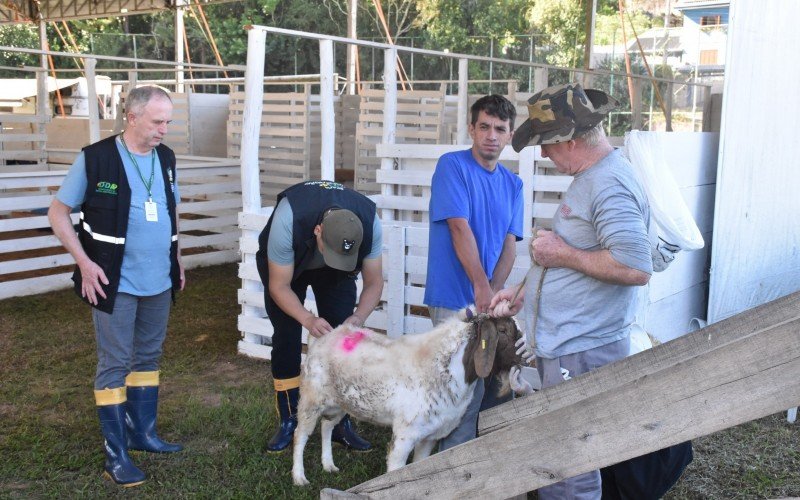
xmin=674 ymin=0 xmax=729 ymax=69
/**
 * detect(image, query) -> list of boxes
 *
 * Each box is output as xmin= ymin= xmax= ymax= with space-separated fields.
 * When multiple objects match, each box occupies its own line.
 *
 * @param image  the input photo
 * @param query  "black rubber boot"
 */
xmin=98 ymin=404 xmax=146 ymax=487
xmin=126 ymin=385 xmax=183 ymax=453
xmin=266 ymin=388 xmax=299 ymax=452
xmin=332 ymin=414 xmax=372 ymax=451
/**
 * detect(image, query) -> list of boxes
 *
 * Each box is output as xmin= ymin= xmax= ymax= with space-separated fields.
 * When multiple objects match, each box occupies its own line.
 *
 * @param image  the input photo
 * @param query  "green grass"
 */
xmin=1 ymin=263 xmax=798 ymax=498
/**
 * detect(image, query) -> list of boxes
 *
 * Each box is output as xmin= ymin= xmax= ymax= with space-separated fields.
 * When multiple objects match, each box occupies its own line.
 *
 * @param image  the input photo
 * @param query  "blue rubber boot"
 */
xmin=332 ymin=414 xmax=372 ymax=451
xmin=98 ymin=403 xmax=146 ymax=487
xmin=266 ymin=388 xmax=298 ymax=452
xmin=125 ymin=385 xmax=183 ymax=453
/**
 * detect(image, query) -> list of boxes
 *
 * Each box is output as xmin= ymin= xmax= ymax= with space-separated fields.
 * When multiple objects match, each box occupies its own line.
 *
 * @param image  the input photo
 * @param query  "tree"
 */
xmin=0 ymin=24 xmax=39 ymax=76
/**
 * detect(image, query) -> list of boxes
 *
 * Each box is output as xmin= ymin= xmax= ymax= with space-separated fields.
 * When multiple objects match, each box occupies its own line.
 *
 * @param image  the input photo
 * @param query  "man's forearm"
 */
xmin=269 ymin=284 xmax=315 ymax=325
xmin=48 ymin=200 xmax=91 ymax=267
xmin=449 ymin=220 xmax=490 ymax=289
xmin=352 ymin=282 xmax=382 ymax=325
xmin=567 ymin=247 xmax=650 ymax=286
xmin=490 ymin=235 xmax=517 ymax=291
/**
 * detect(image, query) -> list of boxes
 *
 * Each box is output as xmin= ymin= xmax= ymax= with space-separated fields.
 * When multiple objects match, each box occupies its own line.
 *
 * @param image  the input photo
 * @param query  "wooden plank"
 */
xmin=0 ymin=133 xmax=47 ymax=143
xmin=345 ymin=291 xmax=800 ymax=498
xmin=0 ymin=114 xmax=49 ymax=124
xmin=0 ymin=272 xmax=73 ymax=300
xmin=0 ymin=234 xmax=61 ymax=253
xmin=0 ymin=213 xmax=75 ymax=232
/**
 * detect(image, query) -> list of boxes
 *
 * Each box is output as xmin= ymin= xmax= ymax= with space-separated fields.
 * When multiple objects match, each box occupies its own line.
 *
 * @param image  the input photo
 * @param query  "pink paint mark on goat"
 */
xmin=341 ymin=331 xmax=366 ymax=353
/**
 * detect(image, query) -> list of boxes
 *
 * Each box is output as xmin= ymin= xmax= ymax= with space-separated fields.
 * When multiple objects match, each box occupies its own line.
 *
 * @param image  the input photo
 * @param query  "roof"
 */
xmin=0 ymin=0 xmax=236 ymax=24
xmin=674 ymin=1 xmax=730 ymax=11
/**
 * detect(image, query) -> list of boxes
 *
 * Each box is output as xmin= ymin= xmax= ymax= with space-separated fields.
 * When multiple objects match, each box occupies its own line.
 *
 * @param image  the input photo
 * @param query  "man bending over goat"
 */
xmin=292 ymin=314 xmax=521 ymax=486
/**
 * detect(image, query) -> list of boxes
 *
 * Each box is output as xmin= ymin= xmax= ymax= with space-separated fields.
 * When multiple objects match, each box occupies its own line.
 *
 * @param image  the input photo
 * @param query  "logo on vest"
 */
xmin=305 ymin=180 xmax=344 ymax=190
xmin=96 ymin=181 xmax=118 ymax=195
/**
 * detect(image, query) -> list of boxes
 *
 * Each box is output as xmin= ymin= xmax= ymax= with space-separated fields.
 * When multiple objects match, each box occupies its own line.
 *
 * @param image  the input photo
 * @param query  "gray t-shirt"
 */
xmin=266 ymin=198 xmax=383 ymax=269
xmin=535 ymin=148 xmax=652 ymax=359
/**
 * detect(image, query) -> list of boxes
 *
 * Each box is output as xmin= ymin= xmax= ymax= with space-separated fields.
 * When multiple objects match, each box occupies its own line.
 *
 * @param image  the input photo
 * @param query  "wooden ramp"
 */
xmin=321 ymin=290 xmax=800 ymax=499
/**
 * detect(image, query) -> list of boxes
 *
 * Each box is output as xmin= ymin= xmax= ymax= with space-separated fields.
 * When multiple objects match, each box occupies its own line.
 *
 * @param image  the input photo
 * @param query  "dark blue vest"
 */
xmin=256 ymin=181 xmax=376 ymax=282
xmin=74 ymin=135 xmax=180 ymax=313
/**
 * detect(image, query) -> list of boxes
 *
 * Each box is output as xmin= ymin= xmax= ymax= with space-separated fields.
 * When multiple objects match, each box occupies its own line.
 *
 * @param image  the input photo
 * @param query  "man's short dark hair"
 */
xmin=470 ymin=94 xmax=516 ymax=130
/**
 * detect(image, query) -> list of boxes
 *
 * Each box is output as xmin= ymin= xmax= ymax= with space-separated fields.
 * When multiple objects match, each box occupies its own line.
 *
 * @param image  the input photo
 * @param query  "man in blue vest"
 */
xmin=256 ymin=180 xmax=384 ymax=453
xmin=49 ymin=85 xmax=184 ymax=487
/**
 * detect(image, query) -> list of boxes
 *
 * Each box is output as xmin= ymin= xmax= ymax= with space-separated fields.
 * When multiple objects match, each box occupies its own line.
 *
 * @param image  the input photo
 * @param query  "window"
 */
xmin=700 ymin=15 xmax=722 ymax=26
xmin=700 ymin=49 xmax=718 ymax=65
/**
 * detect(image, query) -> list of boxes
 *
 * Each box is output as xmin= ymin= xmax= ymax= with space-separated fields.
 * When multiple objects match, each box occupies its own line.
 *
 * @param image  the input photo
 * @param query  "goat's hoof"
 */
xmin=292 ymin=475 xmax=310 ymax=486
xmin=324 ymin=464 xmax=340 ymax=473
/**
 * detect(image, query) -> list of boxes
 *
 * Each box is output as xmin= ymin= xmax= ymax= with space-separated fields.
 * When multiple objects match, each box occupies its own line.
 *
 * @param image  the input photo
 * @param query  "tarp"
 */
xmin=0 ymin=76 xmax=112 ymax=101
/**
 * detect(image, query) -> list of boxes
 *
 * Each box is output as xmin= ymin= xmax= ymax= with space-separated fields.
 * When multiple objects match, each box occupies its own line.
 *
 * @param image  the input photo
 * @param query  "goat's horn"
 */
xmin=457 ymin=307 xmax=476 ymax=322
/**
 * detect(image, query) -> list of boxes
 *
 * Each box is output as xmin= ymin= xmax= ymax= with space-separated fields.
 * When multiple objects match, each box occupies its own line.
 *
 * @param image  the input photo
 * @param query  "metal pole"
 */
xmin=346 ymin=0 xmax=357 ymax=95
xmin=132 ymin=35 xmax=138 ymax=71
xmin=241 ymin=27 xmax=267 ymax=213
xmin=489 ymin=37 xmax=494 ymax=94
xmin=85 ymin=58 xmax=101 ymax=143
xmin=457 ymin=58 xmax=469 ymax=145
xmin=175 ymin=0 xmax=185 ymax=93
xmin=319 ymin=39 xmax=335 ymax=181
xmin=528 ymin=35 xmax=533 ymax=92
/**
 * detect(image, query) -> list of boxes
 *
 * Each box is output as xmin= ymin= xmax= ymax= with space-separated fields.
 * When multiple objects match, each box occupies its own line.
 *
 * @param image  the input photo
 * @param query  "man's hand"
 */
xmin=489 ymin=287 xmax=523 ymax=317
xmin=531 ymin=229 xmax=571 ymax=268
xmin=509 ymin=366 xmax=534 ymax=395
xmin=515 ymin=336 xmax=535 ymax=365
xmin=77 ymin=259 xmax=109 ymax=305
xmin=178 ymin=260 xmax=186 ymax=291
xmin=302 ymin=315 xmax=333 ymax=338
xmin=473 ymin=281 xmax=494 ymax=313
xmin=343 ymin=314 xmax=364 ymax=328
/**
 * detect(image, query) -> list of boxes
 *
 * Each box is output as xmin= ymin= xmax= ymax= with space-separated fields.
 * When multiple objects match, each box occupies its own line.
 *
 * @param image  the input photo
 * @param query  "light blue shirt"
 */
xmin=56 ymin=137 xmax=180 ymax=296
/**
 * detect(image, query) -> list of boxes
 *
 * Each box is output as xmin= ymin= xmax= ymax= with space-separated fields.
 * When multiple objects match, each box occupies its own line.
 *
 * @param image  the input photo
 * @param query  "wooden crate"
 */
xmin=354 ymin=86 xmax=447 ymax=194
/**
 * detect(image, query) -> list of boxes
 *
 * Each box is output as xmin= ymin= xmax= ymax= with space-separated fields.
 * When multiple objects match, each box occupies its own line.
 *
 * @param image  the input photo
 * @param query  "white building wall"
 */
xmin=708 ymin=0 xmax=800 ymax=322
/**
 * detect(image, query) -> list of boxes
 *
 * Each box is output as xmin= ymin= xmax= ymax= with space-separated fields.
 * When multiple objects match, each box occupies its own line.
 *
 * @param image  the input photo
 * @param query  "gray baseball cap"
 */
xmin=321 ymin=208 xmax=363 ymax=271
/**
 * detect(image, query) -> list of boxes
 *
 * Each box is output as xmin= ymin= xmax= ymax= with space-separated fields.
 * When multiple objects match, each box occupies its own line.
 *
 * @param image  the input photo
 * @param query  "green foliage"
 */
xmin=0 ymin=24 xmax=40 ymax=75
xmin=529 ymin=0 xmax=584 ymax=67
xmin=595 ymin=9 xmax=657 ymax=46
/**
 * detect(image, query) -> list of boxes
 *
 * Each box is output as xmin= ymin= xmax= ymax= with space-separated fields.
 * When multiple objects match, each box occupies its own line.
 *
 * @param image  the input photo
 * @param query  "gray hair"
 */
xmin=126 ymin=86 xmax=172 ymax=117
xmin=579 ymin=122 xmax=607 ymax=147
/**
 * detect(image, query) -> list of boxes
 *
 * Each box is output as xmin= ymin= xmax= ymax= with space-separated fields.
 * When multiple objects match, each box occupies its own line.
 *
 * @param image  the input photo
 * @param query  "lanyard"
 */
xmin=120 ymin=136 xmax=156 ymax=201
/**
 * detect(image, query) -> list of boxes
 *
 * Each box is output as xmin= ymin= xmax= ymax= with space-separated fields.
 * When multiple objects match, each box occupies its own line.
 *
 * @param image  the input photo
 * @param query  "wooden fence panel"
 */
xmin=0 ymin=157 xmax=240 ymax=300
xmin=227 ymin=89 xmax=314 ymax=207
xmin=354 ymin=86 xmax=447 ymax=194
xmin=0 ymin=114 xmax=48 ymax=166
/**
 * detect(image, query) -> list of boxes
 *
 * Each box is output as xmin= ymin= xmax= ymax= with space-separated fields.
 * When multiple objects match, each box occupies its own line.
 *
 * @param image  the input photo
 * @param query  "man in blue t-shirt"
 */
xmin=48 ymin=86 xmax=184 ymax=487
xmin=424 ymin=94 xmax=524 ymax=451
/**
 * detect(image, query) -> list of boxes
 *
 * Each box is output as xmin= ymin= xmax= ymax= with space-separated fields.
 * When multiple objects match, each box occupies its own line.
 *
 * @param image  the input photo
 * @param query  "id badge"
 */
xmin=145 ymin=200 xmax=158 ymax=222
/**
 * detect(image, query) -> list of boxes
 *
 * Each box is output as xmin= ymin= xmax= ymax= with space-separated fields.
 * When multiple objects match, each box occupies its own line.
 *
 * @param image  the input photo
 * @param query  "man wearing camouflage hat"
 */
xmin=490 ymin=83 xmax=654 ymax=499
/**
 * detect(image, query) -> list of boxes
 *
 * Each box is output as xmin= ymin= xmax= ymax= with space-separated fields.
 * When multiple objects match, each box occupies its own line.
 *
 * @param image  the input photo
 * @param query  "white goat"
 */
xmin=291 ymin=315 xmax=521 ymax=486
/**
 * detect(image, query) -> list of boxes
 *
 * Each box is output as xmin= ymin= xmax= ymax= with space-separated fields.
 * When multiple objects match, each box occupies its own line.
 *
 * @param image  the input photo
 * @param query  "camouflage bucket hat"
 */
xmin=512 ymin=82 xmax=619 ymax=152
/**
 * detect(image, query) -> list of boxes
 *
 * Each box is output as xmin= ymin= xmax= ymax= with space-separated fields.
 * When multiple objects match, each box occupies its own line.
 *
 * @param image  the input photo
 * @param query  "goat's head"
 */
xmin=463 ymin=316 xmax=522 ymax=383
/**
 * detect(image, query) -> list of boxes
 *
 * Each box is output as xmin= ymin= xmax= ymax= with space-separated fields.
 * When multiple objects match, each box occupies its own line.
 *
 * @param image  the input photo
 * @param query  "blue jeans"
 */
xmin=92 ymin=290 xmax=172 ymax=389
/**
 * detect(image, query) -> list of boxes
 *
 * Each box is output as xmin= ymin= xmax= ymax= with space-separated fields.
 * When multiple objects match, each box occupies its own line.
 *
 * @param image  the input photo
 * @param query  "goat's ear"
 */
xmin=473 ymin=320 xmax=499 ymax=378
